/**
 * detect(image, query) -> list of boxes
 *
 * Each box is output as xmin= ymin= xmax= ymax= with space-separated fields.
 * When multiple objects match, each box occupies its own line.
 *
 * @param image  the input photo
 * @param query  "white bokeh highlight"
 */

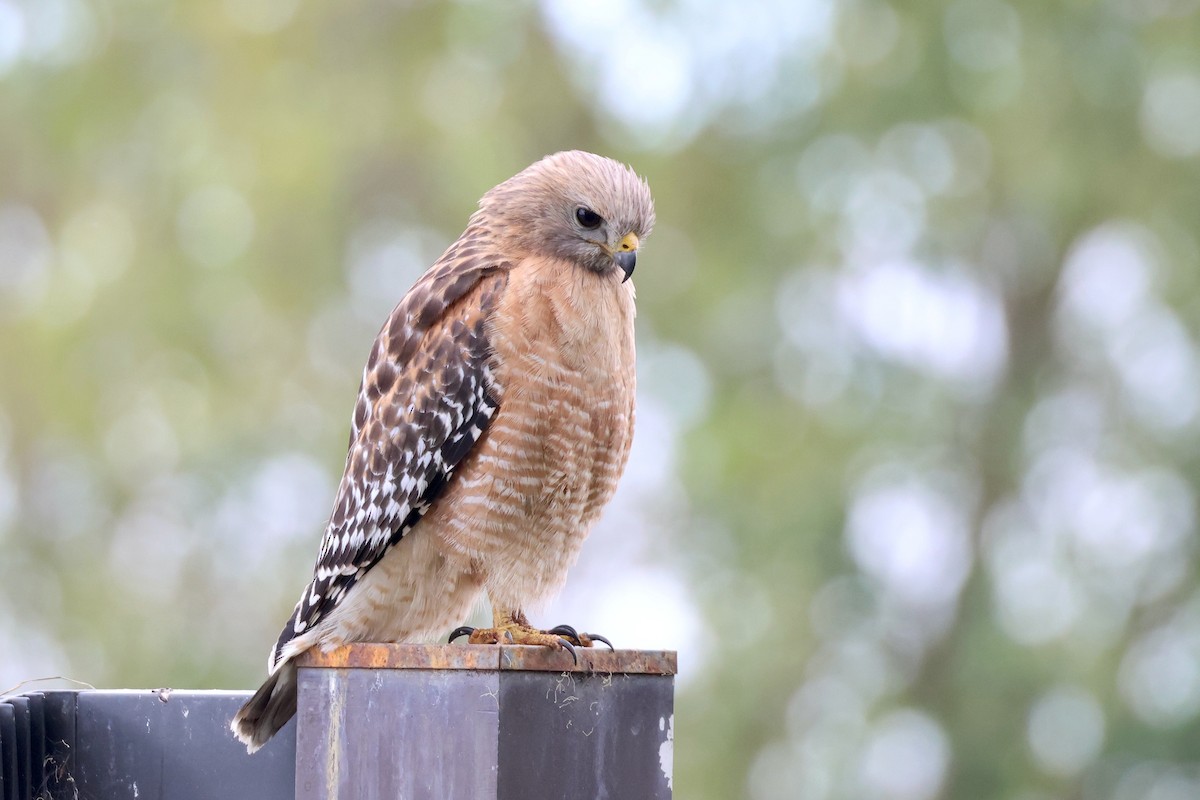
xmin=858 ymin=709 xmax=951 ymax=800
xmin=846 ymin=480 xmax=972 ymax=608
xmin=1026 ymin=685 xmax=1106 ymax=777
xmin=1141 ymin=71 xmax=1200 ymax=158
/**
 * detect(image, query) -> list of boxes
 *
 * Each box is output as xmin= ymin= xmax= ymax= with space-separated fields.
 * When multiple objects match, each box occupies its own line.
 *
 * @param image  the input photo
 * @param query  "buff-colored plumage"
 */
xmin=231 ymin=151 xmax=655 ymax=752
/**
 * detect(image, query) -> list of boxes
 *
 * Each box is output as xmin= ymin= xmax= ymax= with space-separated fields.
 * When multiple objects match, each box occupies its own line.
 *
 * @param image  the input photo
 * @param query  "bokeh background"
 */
xmin=3 ymin=0 xmax=1200 ymax=797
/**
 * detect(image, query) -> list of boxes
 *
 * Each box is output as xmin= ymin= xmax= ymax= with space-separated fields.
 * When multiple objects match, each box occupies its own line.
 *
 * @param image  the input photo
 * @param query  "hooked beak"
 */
xmin=612 ymin=232 xmax=639 ymax=283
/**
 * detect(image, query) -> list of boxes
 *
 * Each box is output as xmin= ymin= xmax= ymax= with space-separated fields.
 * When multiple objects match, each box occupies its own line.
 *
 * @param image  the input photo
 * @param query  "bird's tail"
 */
xmin=231 ymin=659 xmax=297 ymax=754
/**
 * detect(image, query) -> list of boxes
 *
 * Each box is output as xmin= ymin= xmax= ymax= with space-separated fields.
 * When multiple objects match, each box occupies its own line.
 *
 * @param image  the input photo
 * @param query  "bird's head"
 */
xmin=479 ymin=150 xmax=655 ymax=283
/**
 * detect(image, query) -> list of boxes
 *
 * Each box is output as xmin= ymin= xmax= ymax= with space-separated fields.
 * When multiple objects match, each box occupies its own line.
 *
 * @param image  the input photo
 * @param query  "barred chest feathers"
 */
xmin=425 ymin=256 xmax=637 ymax=610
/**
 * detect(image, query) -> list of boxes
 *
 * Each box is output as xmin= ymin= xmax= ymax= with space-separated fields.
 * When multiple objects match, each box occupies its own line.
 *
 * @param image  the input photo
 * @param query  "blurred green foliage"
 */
xmin=3 ymin=0 xmax=1200 ymax=797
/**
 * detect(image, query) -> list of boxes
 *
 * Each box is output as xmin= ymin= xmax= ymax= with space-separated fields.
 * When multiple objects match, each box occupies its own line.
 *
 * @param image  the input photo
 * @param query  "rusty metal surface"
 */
xmin=299 ymin=643 xmax=677 ymax=675
xmin=298 ymin=642 xmax=501 ymax=671
xmin=498 ymin=645 xmax=677 ymax=674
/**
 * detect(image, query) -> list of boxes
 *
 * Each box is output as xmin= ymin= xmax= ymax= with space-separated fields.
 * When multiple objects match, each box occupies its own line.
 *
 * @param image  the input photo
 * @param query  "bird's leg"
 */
xmin=447 ymin=609 xmax=613 ymax=662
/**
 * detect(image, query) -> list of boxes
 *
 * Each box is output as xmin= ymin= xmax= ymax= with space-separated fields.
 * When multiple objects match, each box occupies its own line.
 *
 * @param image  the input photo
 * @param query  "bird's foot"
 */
xmin=448 ymin=610 xmax=613 ymax=665
xmin=544 ymin=624 xmax=613 ymax=650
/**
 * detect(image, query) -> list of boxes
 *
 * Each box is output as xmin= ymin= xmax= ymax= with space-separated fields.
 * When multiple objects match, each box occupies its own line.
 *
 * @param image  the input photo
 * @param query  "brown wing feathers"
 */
xmin=271 ymin=230 xmax=507 ymax=669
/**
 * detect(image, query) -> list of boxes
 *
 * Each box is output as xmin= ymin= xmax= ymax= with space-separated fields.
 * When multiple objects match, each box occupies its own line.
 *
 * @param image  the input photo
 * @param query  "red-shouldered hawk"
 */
xmin=231 ymin=151 xmax=655 ymax=752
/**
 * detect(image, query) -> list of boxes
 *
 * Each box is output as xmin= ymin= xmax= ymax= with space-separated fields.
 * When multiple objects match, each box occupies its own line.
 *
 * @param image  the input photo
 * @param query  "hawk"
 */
xmin=231 ymin=151 xmax=655 ymax=752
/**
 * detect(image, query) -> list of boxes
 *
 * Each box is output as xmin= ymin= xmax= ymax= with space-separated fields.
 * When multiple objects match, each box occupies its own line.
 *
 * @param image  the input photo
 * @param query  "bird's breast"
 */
xmin=419 ymin=256 xmax=637 ymax=607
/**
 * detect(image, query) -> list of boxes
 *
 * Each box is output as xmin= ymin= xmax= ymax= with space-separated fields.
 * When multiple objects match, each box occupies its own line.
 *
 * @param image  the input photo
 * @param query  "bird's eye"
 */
xmin=574 ymin=207 xmax=603 ymax=230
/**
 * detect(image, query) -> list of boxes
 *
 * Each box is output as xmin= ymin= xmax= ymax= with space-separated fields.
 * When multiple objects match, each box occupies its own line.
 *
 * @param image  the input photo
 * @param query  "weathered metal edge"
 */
xmin=297 ymin=643 xmax=500 ymax=671
xmin=296 ymin=643 xmax=677 ymax=675
xmin=498 ymin=646 xmax=677 ymax=675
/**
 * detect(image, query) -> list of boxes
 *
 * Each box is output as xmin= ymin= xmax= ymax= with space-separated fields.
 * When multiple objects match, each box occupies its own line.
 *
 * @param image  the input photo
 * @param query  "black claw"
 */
xmin=556 ymin=638 xmax=579 ymax=665
xmin=448 ymin=626 xmax=475 ymax=643
xmin=586 ymin=633 xmax=614 ymax=650
xmin=546 ymin=624 xmax=581 ymax=645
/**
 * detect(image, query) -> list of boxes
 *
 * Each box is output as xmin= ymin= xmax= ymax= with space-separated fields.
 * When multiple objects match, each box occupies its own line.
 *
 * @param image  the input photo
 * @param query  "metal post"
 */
xmin=294 ymin=644 xmax=676 ymax=800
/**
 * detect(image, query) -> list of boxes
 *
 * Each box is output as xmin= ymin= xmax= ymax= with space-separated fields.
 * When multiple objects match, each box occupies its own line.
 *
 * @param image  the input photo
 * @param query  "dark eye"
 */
xmin=574 ymin=206 xmax=603 ymax=230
